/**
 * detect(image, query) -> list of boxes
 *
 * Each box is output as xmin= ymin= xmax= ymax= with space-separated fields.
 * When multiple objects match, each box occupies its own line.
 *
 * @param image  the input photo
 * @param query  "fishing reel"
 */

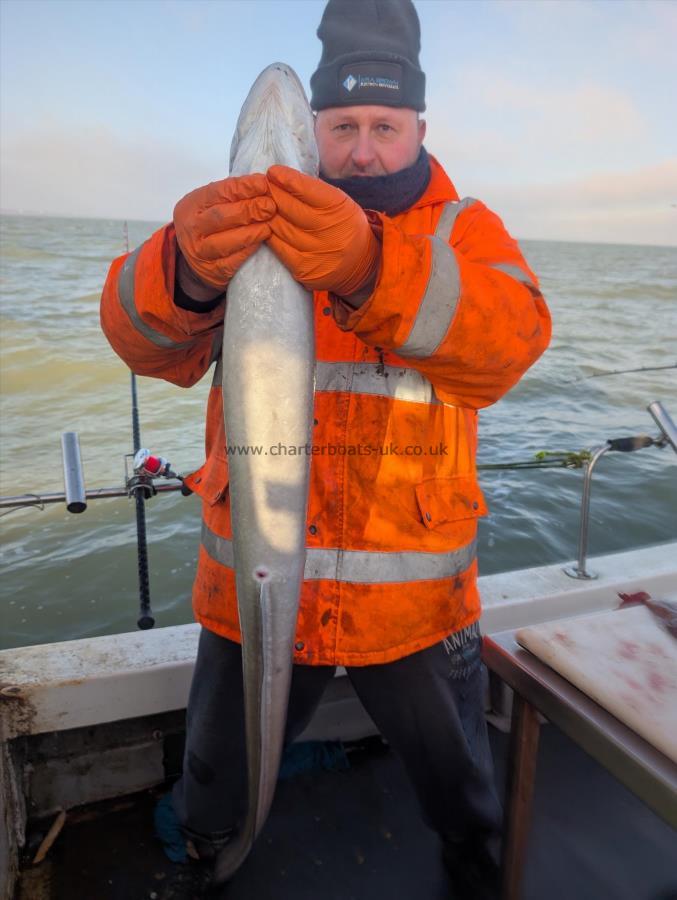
xmin=127 ymin=449 xmax=192 ymax=499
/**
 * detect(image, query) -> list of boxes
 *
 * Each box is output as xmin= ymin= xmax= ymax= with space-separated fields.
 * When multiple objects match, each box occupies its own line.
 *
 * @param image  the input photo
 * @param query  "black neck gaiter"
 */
xmin=320 ymin=146 xmax=431 ymax=217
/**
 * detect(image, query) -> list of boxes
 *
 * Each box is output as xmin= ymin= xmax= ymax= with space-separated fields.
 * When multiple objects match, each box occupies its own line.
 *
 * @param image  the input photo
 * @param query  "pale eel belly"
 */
xmin=215 ymin=63 xmax=318 ymax=883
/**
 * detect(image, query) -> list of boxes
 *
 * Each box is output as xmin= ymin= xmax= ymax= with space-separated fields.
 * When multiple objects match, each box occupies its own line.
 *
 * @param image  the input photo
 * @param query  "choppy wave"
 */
xmin=1 ymin=214 xmax=676 ymax=649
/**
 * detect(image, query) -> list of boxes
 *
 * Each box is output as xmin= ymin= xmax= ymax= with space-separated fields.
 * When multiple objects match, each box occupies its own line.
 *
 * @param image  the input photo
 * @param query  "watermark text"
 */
xmin=225 ymin=442 xmax=448 ymax=457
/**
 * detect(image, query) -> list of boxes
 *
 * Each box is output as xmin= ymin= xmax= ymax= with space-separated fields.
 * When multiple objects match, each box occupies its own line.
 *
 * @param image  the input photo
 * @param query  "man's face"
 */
xmin=314 ymin=105 xmax=426 ymax=178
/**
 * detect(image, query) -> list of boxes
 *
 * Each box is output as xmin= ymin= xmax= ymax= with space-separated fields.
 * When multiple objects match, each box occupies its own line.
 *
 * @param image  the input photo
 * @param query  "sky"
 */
xmin=1 ymin=0 xmax=676 ymax=246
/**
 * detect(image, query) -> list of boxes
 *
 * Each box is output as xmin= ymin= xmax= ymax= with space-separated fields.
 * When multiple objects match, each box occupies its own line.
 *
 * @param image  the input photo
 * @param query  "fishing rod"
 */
xmin=1 ymin=226 xmax=191 ymax=630
xmin=123 ymin=222 xmax=196 ymax=629
xmin=567 ymin=362 xmax=677 ymax=384
xmin=122 ymin=221 xmax=156 ymax=630
xmin=129 ymin=374 xmax=154 ymax=629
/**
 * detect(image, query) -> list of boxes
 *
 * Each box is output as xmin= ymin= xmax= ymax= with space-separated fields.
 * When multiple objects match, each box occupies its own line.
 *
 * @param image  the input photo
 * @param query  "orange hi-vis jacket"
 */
xmin=101 ymin=156 xmax=551 ymax=667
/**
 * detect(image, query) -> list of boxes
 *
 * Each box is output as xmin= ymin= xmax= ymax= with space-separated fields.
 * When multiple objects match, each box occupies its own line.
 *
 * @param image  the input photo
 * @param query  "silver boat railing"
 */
xmin=564 ymin=401 xmax=677 ymax=580
xmin=3 ymin=404 xmax=674 ymax=586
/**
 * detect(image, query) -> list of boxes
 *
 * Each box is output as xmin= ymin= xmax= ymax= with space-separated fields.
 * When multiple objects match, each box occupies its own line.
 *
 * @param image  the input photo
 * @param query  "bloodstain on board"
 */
xmin=648 ymin=671 xmax=667 ymax=693
xmin=553 ymin=631 xmax=574 ymax=649
xmin=618 ymin=590 xmax=652 ymax=607
xmin=618 ymin=640 xmax=640 ymax=660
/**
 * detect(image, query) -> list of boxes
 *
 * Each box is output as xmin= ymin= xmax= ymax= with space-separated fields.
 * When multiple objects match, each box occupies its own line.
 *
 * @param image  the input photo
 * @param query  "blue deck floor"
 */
xmin=46 ymin=724 xmax=676 ymax=900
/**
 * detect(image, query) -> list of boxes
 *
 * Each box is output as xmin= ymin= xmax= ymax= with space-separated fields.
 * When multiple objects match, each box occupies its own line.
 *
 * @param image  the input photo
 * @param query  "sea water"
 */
xmin=1 ymin=214 xmax=675 ymax=649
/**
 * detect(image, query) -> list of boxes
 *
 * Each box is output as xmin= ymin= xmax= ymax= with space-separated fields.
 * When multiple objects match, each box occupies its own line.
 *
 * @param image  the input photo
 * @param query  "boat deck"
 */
xmin=22 ymin=724 xmax=677 ymax=900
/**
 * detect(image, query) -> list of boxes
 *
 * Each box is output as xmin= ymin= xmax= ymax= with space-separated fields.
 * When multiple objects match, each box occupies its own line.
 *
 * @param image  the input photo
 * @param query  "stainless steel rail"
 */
xmin=564 ymin=400 xmax=676 ymax=580
xmin=648 ymin=400 xmax=677 ymax=454
xmin=563 ymin=445 xmax=610 ymax=580
xmin=0 ymin=481 xmax=184 ymax=510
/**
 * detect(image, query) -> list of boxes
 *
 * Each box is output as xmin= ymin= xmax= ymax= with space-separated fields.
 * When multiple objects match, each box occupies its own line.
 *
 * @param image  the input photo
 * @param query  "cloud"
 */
xmin=480 ymin=159 xmax=677 ymax=246
xmin=426 ymin=72 xmax=652 ymax=183
xmin=2 ymin=119 xmax=674 ymax=247
xmin=0 ymin=121 xmax=224 ymax=221
xmin=480 ymin=80 xmax=646 ymax=145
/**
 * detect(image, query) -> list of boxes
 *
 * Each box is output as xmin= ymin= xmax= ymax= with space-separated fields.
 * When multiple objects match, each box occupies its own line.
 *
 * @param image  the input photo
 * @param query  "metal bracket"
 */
xmin=564 ymin=400 xmax=676 ymax=580
xmin=563 ymin=444 xmax=609 ymax=580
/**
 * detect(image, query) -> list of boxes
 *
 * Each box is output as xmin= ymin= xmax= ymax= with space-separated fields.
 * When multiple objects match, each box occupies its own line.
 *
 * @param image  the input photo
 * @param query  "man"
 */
xmin=101 ymin=1 xmax=551 ymax=897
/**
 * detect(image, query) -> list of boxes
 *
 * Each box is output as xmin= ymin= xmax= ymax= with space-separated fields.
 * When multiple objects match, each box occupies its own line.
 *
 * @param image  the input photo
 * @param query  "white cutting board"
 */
xmin=516 ymin=605 xmax=677 ymax=764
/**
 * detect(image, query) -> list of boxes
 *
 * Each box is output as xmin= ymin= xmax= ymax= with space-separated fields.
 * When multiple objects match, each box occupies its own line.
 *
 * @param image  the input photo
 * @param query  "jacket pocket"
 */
xmin=415 ymin=475 xmax=488 ymax=530
xmin=183 ymin=453 xmax=229 ymax=505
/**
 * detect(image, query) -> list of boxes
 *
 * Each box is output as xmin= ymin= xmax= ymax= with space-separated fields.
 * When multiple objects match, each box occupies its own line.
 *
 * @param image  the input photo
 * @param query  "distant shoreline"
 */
xmin=1 ymin=209 xmax=676 ymax=251
xmin=0 ymin=208 xmax=164 ymax=228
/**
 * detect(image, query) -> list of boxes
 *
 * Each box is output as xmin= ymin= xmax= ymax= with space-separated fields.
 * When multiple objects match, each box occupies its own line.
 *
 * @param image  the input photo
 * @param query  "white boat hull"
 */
xmin=2 ymin=541 xmax=676 ymax=899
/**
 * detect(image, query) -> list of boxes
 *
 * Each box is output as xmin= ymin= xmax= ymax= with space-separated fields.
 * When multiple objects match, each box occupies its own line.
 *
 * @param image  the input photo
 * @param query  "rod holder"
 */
xmin=61 ymin=432 xmax=87 ymax=513
xmin=563 ymin=444 xmax=609 ymax=580
xmin=564 ymin=402 xmax=675 ymax=581
xmin=648 ymin=401 xmax=677 ymax=454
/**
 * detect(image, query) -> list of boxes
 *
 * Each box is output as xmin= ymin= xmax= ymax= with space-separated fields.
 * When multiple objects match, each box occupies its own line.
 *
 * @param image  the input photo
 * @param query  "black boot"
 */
xmin=157 ymin=841 xmax=225 ymax=900
xmin=157 ymin=859 xmax=215 ymax=900
xmin=441 ymin=837 xmax=501 ymax=900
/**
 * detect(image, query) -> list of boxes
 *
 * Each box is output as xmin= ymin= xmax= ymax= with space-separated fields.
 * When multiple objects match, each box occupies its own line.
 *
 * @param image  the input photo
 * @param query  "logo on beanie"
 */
xmin=342 ymin=73 xmax=399 ymax=93
xmin=357 ymin=75 xmax=399 ymax=91
xmin=339 ymin=62 xmax=403 ymax=101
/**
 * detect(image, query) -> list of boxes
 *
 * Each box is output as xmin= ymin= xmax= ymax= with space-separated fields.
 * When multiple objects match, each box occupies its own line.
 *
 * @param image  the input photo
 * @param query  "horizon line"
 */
xmin=1 ymin=208 xmax=676 ymax=252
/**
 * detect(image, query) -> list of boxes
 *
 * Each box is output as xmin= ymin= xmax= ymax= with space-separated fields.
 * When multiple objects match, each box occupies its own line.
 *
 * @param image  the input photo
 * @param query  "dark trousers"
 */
xmin=173 ymin=627 xmax=502 ymax=850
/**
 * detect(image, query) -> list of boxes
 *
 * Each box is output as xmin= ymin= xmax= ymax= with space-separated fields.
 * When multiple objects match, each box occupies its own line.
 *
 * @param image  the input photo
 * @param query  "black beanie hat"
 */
xmin=310 ymin=0 xmax=426 ymax=112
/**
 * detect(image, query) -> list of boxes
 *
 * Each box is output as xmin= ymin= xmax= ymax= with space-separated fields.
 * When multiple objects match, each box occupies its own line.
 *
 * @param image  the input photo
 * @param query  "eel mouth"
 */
xmin=267 ymin=62 xmax=306 ymax=97
xmin=229 ymin=62 xmax=318 ymax=177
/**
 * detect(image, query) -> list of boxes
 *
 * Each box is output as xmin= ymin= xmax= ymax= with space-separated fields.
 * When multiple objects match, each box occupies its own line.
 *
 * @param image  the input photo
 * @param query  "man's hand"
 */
xmin=173 ymin=174 xmax=276 ymax=292
xmin=266 ymin=165 xmax=380 ymax=299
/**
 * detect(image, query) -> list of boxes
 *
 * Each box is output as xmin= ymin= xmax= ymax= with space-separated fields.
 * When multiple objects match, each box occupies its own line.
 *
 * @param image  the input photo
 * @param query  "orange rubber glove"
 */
xmin=173 ymin=174 xmax=276 ymax=290
xmin=266 ymin=165 xmax=380 ymax=297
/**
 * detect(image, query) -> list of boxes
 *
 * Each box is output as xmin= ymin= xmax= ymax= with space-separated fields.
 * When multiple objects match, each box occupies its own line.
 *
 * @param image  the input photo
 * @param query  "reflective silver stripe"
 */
xmin=118 ymin=244 xmax=193 ymax=350
xmin=211 ymin=359 xmax=438 ymax=403
xmin=202 ymin=522 xmax=235 ymax=566
xmin=396 ymin=236 xmax=461 ymax=359
xmin=315 ymin=361 xmax=438 ymax=404
xmin=201 ymin=521 xmax=475 ymax=584
xmin=395 ymin=198 xmax=480 ymax=359
xmin=434 ymin=197 xmax=478 ymax=241
xmin=434 ymin=202 xmax=537 ymax=292
xmin=489 ymin=262 xmax=539 ymax=292
xmin=211 ymin=357 xmax=222 ymax=387
xmin=304 ymin=541 xmax=475 ymax=583
xmin=211 ymin=338 xmax=224 ymax=386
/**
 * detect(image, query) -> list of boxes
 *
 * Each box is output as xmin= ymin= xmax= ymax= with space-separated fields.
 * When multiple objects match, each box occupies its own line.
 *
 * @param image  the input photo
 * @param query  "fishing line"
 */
xmin=566 ymin=363 xmax=676 ymax=384
xmin=478 ymin=450 xmax=592 ymax=471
